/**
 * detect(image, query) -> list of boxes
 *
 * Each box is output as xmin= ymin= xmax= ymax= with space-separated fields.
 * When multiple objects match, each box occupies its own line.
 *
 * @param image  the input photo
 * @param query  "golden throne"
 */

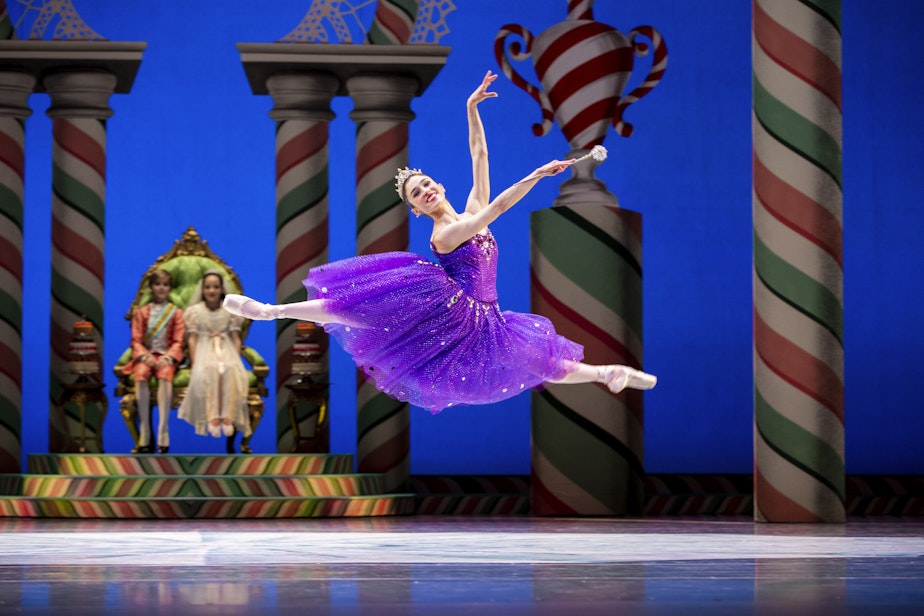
xmin=112 ymin=226 xmax=269 ymax=453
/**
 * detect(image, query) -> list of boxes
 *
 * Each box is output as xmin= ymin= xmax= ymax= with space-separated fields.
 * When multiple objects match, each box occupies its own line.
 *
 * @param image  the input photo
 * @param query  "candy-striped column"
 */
xmin=752 ymin=0 xmax=844 ymax=522
xmin=44 ymin=71 xmax=117 ymax=453
xmin=0 ymin=0 xmax=15 ymax=40
xmin=266 ymin=73 xmax=339 ymax=454
xmin=530 ymin=204 xmax=644 ymax=515
xmin=365 ymin=0 xmax=418 ymax=45
xmin=0 ymin=71 xmax=35 ymax=473
xmin=347 ymin=74 xmax=417 ymax=492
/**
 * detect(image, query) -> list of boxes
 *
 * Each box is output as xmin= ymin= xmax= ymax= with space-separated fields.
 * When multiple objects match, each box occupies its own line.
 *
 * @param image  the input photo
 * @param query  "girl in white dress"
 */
xmin=178 ymin=271 xmax=251 ymax=439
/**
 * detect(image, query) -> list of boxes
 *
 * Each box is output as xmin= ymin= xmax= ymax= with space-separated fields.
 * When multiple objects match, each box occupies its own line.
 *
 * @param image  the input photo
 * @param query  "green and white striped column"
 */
xmin=347 ymin=74 xmax=417 ymax=492
xmin=752 ymin=0 xmax=844 ymax=522
xmin=530 ymin=204 xmax=645 ymax=515
xmin=0 ymin=70 xmax=35 ymax=473
xmin=266 ymin=72 xmax=338 ymax=453
xmin=44 ymin=71 xmax=117 ymax=453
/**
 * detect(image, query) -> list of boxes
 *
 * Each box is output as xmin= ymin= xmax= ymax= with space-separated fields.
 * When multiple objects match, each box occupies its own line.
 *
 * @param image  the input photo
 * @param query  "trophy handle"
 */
xmin=613 ymin=25 xmax=668 ymax=137
xmin=494 ymin=24 xmax=554 ymax=137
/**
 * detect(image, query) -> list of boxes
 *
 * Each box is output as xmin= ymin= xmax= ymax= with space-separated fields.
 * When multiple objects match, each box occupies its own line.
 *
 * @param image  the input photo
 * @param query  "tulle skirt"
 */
xmin=304 ymin=252 xmax=583 ymax=413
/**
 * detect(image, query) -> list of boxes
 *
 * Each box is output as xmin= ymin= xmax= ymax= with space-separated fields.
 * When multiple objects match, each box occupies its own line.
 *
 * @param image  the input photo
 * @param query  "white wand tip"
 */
xmin=590 ymin=145 xmax=608 ymax=162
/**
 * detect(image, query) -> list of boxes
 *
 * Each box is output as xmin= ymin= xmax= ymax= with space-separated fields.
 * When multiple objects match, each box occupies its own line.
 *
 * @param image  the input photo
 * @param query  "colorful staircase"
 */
xmin=0 ymin=454 xmax=416 ymax=519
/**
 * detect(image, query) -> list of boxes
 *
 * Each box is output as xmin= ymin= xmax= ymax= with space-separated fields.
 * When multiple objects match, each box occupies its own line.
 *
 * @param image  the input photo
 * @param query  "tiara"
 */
xmin=395 ymin=167 xmax=423 ymax=200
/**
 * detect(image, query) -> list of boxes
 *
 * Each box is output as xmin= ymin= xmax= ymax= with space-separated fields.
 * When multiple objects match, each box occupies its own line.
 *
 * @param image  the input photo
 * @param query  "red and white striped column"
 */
xmin=0 ymin=70 xmax=35 ymax=472
xmin=365 ymin=0 xmax=418 ymax=45
xmin=752 ymin=0 xmax=844 ymax=522
xmin=44 ymin=71 xmax=117 ymax=453
xmin=266 ymin=72 xmax=339 ymax=453
xmin=530 ymin=204 xmax=645 ymax=515
xmin=346 ymin=74 xmax=417 ymax=492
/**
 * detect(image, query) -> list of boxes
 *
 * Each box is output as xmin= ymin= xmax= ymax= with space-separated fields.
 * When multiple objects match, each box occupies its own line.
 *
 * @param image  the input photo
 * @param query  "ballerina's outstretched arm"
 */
xmin=464 ymin=70 xmax=497 ymax=215
xmin=434 ymin=157 xmax=573 ymax=252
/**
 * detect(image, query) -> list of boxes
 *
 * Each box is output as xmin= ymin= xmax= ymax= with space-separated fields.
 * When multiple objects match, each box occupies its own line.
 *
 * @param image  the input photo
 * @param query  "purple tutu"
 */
xmin=303 ymin=230 xmax=583 ymax=413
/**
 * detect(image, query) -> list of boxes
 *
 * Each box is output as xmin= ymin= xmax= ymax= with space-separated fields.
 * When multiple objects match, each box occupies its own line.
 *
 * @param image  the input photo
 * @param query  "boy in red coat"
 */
xmin=122 ymin=269 xmax=185 ymax=453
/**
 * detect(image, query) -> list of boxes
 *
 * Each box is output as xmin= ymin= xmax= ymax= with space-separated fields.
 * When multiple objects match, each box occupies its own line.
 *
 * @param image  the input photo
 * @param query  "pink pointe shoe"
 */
xmin=223 ymin=294 xmax=282 ymax=320
xmin=221 ymin=422 xmax=234 ymax=437
xmin=207 ymin=423 xmax=222 ymax=438
xmin=603 ymin=365 xmax=658 ymax=394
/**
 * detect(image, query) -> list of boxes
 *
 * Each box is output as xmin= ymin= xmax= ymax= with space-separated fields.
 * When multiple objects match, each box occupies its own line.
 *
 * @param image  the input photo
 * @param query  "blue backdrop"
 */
xmin=13 ymin=1 xmax=924 ymax=474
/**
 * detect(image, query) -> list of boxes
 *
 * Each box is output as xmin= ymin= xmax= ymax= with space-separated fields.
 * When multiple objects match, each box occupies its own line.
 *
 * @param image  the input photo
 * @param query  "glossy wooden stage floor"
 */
xmin=1 ymin=516 xmax=922 ymax=615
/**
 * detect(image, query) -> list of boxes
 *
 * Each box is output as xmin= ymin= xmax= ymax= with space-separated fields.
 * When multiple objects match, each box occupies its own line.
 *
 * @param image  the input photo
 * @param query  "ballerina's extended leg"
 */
xmin=222 ymin=294 xmax=281 ymax=320
xmin=549 ymin=361 xmax=657 ymax=394
xmin=599 ymin=365 xmax=657 ymax=394
xmin=223 ymin=294 xmax=337 ymax=323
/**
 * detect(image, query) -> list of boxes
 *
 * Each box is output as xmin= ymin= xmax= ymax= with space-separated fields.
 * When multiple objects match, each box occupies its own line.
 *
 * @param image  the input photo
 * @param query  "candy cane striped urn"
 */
xmin=495 ymin=0 xmax=667 ymax=205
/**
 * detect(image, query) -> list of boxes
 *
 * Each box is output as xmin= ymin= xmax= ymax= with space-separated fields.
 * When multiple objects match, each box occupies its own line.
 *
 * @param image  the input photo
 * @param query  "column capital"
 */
xmin=0 ymin=70 xmax=36 ymax=118
xmin=346 ymin=74 xmax=418 ymax=123
xmin=43 ymin=70 xmax=118 ymax=119
xmin=266 ymin=71 xmax=339 ymax=122
xmin=238 ymin=42 xmax=449 ymax=97
xmin=0 ymin=40 xmax=146 ymax=93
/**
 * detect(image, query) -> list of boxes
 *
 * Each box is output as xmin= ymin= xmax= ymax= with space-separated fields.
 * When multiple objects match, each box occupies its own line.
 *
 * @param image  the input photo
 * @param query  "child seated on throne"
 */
xmin=121 ymin=268 xmax=185 ymax=453
xmin=178 ymin=270 xmax=251 ymax=441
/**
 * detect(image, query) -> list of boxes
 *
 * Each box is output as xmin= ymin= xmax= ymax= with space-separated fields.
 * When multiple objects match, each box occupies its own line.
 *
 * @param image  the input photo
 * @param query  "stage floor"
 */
xmin=1 ymin=516 xmax=922 ymax=615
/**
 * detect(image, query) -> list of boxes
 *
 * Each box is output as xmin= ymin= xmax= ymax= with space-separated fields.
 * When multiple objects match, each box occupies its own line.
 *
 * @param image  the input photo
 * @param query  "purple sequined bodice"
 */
xmin=433 ymin=232 xmax=499 ymax=303
xmin=303 ymin=229 xmax=583 ymax=413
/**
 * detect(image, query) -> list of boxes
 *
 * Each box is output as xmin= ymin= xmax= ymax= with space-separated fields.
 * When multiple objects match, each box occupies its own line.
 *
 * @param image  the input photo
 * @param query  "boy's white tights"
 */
xmin=135 ymin=380 xmax=173 ymax=447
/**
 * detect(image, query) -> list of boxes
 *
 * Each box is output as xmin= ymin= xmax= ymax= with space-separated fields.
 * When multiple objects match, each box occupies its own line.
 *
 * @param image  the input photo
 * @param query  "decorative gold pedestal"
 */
xmin=284 ymin=379 xmax=329 ymax=453
xmin=56 ymin=381 xmax=107 ymax=453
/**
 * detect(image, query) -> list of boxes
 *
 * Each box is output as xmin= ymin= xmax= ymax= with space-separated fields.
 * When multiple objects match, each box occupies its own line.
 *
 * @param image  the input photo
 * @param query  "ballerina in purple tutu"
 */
xmin=224 ymin=70 xmax=656 ymax=413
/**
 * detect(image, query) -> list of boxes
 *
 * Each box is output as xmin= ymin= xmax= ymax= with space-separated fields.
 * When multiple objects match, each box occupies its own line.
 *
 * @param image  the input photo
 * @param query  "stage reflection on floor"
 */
xmin=1 ymin=517 xmax=922 ymax=615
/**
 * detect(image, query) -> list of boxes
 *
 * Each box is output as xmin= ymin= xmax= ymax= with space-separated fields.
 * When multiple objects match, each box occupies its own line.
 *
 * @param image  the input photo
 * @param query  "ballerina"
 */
xmin=224 ymin=70 xmax=656 ymax=412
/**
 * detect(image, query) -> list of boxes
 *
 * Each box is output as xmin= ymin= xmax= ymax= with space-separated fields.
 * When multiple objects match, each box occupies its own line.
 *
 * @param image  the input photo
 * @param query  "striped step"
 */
xmin=0 ymin=494 xmax=416 ymax=519
xmin=0 ymin=454 xmax=413 ymax=520
xmin=411 ymin=475 xmax=530 ymax=515
xmin=27 ymin=453 xmax=354 ymax=476
xmin=1 ymin=474 xmax=386 ymax=498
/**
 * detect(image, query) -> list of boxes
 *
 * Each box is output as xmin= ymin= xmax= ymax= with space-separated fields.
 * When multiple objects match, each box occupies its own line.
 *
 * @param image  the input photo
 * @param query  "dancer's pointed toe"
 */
xmin=604 ymin=365 xmax=657 ymax=394
xmin=626 ymin=368 xmax=657 ymax=391
xmin=223 ymin=294 xmax=276 ymax=320
xmin=603 ymin=366 xmax=629 ymax=394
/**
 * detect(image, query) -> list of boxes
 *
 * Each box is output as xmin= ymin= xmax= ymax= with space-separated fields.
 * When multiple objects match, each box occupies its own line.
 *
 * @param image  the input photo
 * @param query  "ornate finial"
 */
xmin=277 ymin=0 xmax=456 ymax=44
xmin=395 ymin=167 xmax=423 ymax=200
xmin=17 ymin=0 xmax=106 ymax=40
xmin=572 ymin=144 xmax=607 ymax=164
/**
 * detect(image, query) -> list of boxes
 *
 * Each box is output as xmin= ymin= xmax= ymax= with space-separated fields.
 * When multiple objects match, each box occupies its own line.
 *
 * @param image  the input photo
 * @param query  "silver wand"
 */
xmin=512 ymin=145 xmax=608 ymax=186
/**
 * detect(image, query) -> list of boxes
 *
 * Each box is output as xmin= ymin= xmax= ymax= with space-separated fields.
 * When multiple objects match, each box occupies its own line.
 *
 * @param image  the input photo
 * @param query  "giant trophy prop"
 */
xmin=495 ymin=0 xmax=666 ymax=515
